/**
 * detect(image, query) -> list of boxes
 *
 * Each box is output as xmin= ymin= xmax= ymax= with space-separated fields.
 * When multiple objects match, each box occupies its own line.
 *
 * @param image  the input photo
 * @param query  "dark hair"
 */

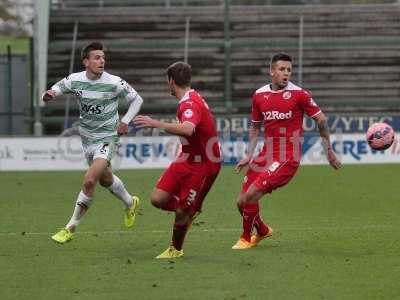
xmin=81 ymin=41 xmax=104 ymax=60
xmin=270 ymin=52 xmax=292 ymax=67
xmin=166 ymin=61 xmax=192 ymax=87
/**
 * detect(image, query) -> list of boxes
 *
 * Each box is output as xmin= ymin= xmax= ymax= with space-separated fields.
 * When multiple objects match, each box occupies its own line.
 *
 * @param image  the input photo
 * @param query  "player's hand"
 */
xmin=327 ymin=148 xmax=342 ymax=170
xmin=42 ymin=90 xmax=56 ymax=102
xmin=117 ymin=122 xmax=129 ymax=136
xmin=133 ymin=115 xmax=158 ymax=128
xmin=235 ymin=156 xmax=251 ymax=174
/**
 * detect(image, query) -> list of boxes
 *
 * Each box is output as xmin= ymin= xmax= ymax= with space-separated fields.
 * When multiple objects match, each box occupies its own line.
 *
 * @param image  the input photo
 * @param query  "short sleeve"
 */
xmin=177 ymin=101 xmax=201 ymax=128
xmin=251 ymin=93 xmax=263 ymax=123
xmin=298 ymin=90 xmax=321 ymax=118
xmin=51 ymin=75 xmax=73 ymax=96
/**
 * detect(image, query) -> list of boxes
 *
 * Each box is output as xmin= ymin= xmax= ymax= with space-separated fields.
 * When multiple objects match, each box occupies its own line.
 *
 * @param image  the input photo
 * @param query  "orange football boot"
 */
xmin=250 ymin=225 xmax=273 ymax=247
xmin=232 ymin=237 xmax=253 ymax=250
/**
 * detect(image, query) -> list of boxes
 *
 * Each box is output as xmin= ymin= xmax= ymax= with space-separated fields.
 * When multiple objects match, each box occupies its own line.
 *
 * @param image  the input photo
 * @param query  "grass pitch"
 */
xmin=1 ymin=165 xmax=399 ymax=300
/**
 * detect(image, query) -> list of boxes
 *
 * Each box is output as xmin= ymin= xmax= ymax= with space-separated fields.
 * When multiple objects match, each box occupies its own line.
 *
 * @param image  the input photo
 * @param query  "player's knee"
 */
xmin=249 ymin=188 xmax=266 ymax=203
xmin=150 ymin=192 xmax=163 ymax=208
xmin=99 ymin=170 xmax=113 ymax=188
xmin=239 ymin=191 xmax=260 ymax=207
xmin=175 ymin=208 xmax=190 ymax=225
xmin=99 ymin=177 xmax=112 ymax=188
xmin=237 ymin=194 xmax=246 ymax=210
xmin=83 ymin=176 xmax=97 ymax=193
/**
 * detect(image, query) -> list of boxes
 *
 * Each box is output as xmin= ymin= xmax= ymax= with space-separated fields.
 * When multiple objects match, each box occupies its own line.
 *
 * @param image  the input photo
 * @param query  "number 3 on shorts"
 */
xmin=187 ymin=189 xmax=197 ymax=203
xmin=268 ymin=161 xmax=280 ymax=173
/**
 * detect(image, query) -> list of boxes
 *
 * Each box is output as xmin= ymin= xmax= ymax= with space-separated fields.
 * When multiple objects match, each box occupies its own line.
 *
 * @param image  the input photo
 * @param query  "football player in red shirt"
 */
xmin=134 ymin=61 xmax=221 ymax=258
xmin=232 ymin=53 xmax=342 ymax=250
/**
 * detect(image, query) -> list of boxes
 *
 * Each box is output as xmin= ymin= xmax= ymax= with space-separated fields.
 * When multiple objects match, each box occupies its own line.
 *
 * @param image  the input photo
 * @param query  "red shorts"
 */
xmin=242 ymin=157 xmax=299 ymax=194
xmin=156 ymin=162 xmax=220 ymax=214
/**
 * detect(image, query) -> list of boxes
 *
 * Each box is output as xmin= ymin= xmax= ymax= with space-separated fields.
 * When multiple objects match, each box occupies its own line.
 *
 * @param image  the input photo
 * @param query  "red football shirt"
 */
xmin=176 ymin=89 xmax=221 ymax=173
xmin=251 ymin=81 xmax=321 ymax=160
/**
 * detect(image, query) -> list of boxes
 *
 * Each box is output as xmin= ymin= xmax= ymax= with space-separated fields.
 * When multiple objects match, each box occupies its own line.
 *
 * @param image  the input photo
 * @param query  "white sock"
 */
xmin=107 ymin=174 xmax=133 ymax=209
xmin=66 ymin=191 xmax=92 ymax=231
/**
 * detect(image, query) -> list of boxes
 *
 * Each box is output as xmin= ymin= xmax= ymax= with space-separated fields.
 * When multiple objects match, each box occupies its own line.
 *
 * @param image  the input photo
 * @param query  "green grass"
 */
xmin=0 ymin=36 xmax=29 ymax=54
xmin=1 ymin=165 xmax=399 ymax=300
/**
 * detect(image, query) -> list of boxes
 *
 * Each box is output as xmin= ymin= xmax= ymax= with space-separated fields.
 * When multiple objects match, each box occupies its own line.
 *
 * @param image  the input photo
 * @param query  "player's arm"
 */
xmin=134 ymin=101 xmax=199 ymax=136
xmin=299 ymin=90 xmax=341 ymax=170
xmin=133 ymin=116 xmax=194 ymax=136
xmin=117 ymin=80 xmax=144 ymax=135
xmin=42 ymin=76 xmax=73 ymax=102
xmin=235 ymin=93 xmax=262 ymax=174
xmin=313 ymin=112 xmax=342 ymax=170
xmin=235 ymin=121 xmax=261 ymax=174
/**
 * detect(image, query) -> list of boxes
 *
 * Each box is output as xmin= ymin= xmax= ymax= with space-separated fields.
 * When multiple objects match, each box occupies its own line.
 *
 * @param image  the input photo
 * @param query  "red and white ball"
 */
xmin=366 ymin=122 xmax=395 ymax=150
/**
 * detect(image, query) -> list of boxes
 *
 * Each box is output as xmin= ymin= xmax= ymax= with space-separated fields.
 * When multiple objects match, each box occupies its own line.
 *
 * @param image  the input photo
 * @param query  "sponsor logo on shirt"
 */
xmin=262 ymin=110 xmax=293 ymax=120
xmin=74 ymin=90 xmax=83 ymax=98
xmin=183 ymin=109 xmax=193 ymax=118
xmin=80 ymin=104 xmax=104 ymax=115
xmin=283 ymin=91 xmax=292 ymax=100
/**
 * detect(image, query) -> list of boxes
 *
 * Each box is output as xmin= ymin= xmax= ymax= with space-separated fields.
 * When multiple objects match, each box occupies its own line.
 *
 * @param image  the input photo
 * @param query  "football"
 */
xmin=366 ymin=122 xmax=395 ymax=150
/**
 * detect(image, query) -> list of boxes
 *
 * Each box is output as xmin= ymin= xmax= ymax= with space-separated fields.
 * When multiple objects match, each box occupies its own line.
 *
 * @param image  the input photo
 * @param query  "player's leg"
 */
xmin=232 ymin=185 xmax=266 ymax=249
xmin=151 ymin=163 xmax=181 ymax=212
xmin=51 ymin=157 xmax=108 ymax=244
xmin=68 ymin=158 xmax=109 ymax=229
xmin=172 ymin=207 xmax=191 ymax=249
xmin=171 ymin=172 xmax=219 ymax=251
xmin=154 ymin=198 xmax=186 ymax=258
xmin=156 ymin=170 xmax=219 ymax=259
xmin=152 ymin=163 xmax=184 ymax=258
xmin=99 ymin=167 xmax=133 ymax=208
xmin=150 ymin=188 xmax=178 ymax=212
xmin=99 ymin=167 xmax=139 ymax=228
xmin=233 ymin=160 xmax=300 ymax=249
xmin=232 ymin=164 xmax=268 ymax=249
xmin=236 ymin=191 xmax=271 ymax=240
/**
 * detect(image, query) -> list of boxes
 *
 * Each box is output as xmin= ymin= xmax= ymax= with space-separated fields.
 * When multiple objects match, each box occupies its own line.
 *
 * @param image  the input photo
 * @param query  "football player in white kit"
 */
xmin=43 ymin=42 xmax=143 ymax=243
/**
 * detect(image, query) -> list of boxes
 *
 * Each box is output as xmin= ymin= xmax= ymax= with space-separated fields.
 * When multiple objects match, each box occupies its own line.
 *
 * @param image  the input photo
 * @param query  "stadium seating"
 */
xmin=46 ymin=2 xmax=400 ymax=132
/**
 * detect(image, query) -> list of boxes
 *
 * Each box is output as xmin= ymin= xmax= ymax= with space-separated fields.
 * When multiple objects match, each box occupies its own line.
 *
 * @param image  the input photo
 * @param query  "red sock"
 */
xmin=241 ymin=202 xmax=259 ymax=242
xmin=254 ymin=214 xmax=269 ymax=236
xmin=160 ymin=196 xmax=178 ymax=212
xmin=249 ymin=202 xmax=269 ymax=236
xmin=172 ymin=222 xmax=189 ymax=251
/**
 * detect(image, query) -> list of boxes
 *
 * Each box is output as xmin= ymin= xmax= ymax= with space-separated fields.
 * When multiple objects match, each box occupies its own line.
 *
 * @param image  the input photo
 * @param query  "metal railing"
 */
xmin=51 ymin=0 xmax=223 ymax=9
xmin=50 ymin=0 xmax=399 ymax=9
xmin=51 ymin=0 xmax=400 ymax=9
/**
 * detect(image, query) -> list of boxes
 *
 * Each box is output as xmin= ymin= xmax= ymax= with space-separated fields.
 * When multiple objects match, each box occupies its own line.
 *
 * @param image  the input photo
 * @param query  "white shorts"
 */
xmin=83 ymin=142 xmax=117 ymax=166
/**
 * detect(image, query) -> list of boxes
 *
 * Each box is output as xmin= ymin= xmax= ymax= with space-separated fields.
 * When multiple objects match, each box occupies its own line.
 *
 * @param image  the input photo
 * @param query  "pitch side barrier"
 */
xmin=0 ymin=133 xmax=399 ymax=171
xmin=1 ymin=113 xmax=400 ymax=171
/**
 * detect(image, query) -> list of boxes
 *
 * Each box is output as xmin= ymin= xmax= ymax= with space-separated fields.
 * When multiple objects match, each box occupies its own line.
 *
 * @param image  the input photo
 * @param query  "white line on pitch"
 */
xmin=0 ymin=224 xmax=390 ymax=237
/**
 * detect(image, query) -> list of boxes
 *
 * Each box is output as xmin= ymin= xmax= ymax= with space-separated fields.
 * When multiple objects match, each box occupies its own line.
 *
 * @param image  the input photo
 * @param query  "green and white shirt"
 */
xmin=52 ymin=71 xmax=142 ymax=146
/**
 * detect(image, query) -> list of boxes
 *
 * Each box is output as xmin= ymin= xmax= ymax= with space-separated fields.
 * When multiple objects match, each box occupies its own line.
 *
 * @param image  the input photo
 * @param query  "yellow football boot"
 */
xmin=51 ymin=228 xmax=73 ymax=244
xmin=156 ymin=246 xmax=184 ymax=259
xmin=124 ymin=196 xmax=140 ymax=228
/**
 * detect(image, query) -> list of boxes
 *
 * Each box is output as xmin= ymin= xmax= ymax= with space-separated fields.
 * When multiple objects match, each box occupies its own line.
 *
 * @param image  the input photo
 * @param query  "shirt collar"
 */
xmin=179 ymin=89 xmax=194 ymax=103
